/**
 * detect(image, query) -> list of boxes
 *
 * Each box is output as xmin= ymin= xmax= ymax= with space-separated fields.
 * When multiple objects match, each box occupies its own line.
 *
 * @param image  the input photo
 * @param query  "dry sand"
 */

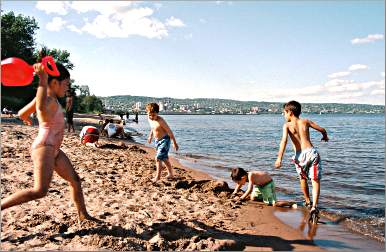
xmin=1 ymin=119 xmax=321 ymax=251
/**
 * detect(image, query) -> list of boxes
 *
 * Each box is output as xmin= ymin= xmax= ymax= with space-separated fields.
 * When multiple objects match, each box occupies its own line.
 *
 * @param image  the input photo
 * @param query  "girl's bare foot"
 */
xmin=152 ymin=177 xmax=160 ymax=182
xmin=78 ymin=215 xmax=103 ymax=228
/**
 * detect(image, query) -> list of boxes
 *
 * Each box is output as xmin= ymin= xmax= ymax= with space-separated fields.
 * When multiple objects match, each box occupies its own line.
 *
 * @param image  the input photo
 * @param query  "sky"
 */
xmin=2 ymin=1 xmax=385 ymax=105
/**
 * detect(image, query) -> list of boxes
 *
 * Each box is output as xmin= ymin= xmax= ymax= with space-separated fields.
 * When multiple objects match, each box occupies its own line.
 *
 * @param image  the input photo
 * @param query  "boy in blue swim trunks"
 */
xmin=146 ymin=103 xmax=179 ymax=182
xmin=275 ymin=100 xmax=328 ymax=216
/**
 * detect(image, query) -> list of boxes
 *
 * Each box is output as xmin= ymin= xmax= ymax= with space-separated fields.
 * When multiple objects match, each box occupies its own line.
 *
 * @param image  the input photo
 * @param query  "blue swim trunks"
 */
xmin=155 ymin=135 xmax=171 ymax=161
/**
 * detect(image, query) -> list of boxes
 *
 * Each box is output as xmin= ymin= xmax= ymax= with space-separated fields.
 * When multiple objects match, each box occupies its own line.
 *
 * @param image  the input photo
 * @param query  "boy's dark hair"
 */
xmin=48 ymin=63 xmax=70 ymax=84
xmin=231 ymin=167 xmax=248 ymax=181
xmin=146 ymin=103 xmax=159 ymax=113
xmin=283 ymin=100 xmax=301 ymax=117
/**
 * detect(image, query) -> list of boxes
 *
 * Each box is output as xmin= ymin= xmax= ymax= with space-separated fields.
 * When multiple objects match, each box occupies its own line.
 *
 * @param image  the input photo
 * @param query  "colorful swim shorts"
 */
xmin=155 ymin=135 xmax=171 ymax=161
xmin=252 ymin=180 xmax=277 ymax=205
xmin=292 ymin=147 xmax=322 ymax=181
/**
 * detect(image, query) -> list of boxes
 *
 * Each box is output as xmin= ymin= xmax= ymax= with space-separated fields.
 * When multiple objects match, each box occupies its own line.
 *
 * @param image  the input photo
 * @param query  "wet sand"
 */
xmin=1 ymin=118 xmax=320 ymax=251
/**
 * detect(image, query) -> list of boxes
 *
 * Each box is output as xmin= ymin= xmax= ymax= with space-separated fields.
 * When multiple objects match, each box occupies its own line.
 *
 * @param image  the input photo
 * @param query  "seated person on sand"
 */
xmin=101 ymin=119 xmax=125 ymax=138
xmin=2 ymin=107 xmax=14 ymax=117
xmin=231 ymin=167 xmax=297 ymax=208
xmin=80 ymin=126 xmax=100 ymax=148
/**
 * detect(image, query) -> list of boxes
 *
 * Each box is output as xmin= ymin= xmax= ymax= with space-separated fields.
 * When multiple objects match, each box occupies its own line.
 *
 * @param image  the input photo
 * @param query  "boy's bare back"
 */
xmin=249 ymin=171 xmax=272 ymax=186
xmin=285 ymin=117 xmax=328 ymax=153
xmin=285 ymin=118 xmax=313 ymax=152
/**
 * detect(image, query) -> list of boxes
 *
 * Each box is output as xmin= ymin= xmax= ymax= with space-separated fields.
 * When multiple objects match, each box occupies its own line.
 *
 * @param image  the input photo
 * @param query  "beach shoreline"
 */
xmin=1 ymin=117 xmax=323 ymax=251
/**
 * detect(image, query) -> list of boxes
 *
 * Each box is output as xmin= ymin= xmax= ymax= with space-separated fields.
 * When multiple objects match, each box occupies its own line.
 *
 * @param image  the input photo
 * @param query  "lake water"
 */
xmin=130 ymin=114 xmax=385 ymax=244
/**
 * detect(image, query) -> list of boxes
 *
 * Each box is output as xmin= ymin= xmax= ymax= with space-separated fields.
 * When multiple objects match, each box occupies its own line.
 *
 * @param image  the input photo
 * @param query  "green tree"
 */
xmin=1 ymin=12 xmax=76 ymax=111
xmin=1 ymin=11 xmax=39 ymax=110
xmin=1 ymin=11 xmax=38 ymax=63
xmin=79 ymin=95 xmax=104 ymax=113
xmin=79 ymin=85 xmax=90 ymax=96
xmin=34 ymin=45 xmax=74 ymax=70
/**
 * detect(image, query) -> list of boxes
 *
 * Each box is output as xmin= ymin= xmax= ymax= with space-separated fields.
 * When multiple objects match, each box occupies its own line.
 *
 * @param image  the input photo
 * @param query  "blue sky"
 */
xmin=2 ymin=1 xmax=385 ymax=104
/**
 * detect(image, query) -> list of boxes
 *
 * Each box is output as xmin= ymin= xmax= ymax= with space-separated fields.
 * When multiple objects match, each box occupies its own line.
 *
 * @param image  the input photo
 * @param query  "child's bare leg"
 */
xmin=274 ymin=200 xmax=297 ymax=208
xmin=311 ymin=179 xmax=320 ymax=208
xmin=54 ymin=150 xmax=92 ymax=221
xmin=163 ymin=158 xmax=174 ymax=178
xmin=300 ymin=178 xmax=311 ymax=205
xmin=1 ymin=147 xmax=54 ymax=209
xmin=152 ymin=159 xmax=163 ymax=182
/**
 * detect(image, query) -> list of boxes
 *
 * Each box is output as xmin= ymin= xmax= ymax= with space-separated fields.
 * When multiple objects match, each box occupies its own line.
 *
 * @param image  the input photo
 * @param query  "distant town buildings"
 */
xmin=159 ymin=101 xmax=165 ymax=111
xmin=99 ymin=96 xmax=384 ymax=115
xmin=135 ymin=102 xmax=142 ymax=111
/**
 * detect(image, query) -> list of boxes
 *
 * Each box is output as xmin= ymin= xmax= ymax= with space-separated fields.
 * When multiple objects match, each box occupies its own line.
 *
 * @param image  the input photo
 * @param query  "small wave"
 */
xmin=316 ymin=209 xmax=385 ymax=243
xmin=209 ymin=164 xmax=233 ymax=171
xmin=179 ymin=153 xmax=220 ymax=161
xmin=343 ymin=216 xmax=385 ymax=243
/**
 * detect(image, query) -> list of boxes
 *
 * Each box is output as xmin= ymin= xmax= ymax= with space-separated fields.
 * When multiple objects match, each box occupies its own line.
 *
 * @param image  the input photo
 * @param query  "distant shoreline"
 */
xmin=131 ymin=112 xmax=385 ymax=115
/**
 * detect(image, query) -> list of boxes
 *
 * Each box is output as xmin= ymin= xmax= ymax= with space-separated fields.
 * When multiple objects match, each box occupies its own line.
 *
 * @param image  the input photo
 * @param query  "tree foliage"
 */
xmin=1 ymin=11 xmax=38 ymax=64
xmin=78 ymin=95 xmax=104 ymax=113
xmin=1 ymin=11 xmax=104 ymax=114
xmin=1 ymin=11 xmax=39 ymax=110
xmin=34 ymin=46 xmax=74 ymax=70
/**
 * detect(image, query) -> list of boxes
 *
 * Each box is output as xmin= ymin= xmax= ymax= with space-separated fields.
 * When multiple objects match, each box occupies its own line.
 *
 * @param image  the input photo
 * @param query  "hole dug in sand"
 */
xmin=174 ymin=179 xmax=233 ymax=197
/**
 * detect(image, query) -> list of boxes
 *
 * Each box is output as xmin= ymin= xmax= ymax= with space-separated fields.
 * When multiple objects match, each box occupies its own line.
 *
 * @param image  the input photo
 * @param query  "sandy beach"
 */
xmin=1 ymin=118 xmax=320 ymax=251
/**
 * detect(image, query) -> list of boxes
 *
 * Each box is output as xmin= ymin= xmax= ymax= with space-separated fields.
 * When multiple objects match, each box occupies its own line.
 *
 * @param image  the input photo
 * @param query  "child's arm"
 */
xmin=66 ymin=96 xmax=73 ymax=111
xmin=159 ymin=118 xmax=179 ymax=151
xmin=147 ymin=130 xmax=153 ymax=144
xmin=309 ymin=120 xmax=329 ymax=142
xmin=275 ymin=124 xmax=289 ymax=168
xmin=33 ymin=63 xmax=50 ymax=122
xmin=240 ymin=173 xmax=254 ymax=200
xmin=232 ymin=184 xmax=242 ymax=195
xmin=17 ymin=98 xmax=36 ymax=125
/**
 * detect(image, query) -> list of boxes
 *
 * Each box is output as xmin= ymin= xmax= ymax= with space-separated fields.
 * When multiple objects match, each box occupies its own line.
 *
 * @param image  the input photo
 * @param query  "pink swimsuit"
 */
xmin=31 ymin=102 xmax=65 ymax=156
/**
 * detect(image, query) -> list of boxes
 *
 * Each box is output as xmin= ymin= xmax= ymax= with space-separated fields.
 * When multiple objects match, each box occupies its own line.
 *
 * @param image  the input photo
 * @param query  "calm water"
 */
xmin=130 ymin=114 xmax=385 ymax=242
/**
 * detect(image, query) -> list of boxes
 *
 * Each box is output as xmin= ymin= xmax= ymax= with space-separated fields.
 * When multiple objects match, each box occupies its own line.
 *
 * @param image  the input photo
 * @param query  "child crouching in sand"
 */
xmin=80 ymin=125 xmax=100 ymax=148
xmin=231 ymin=167 xmax=296 ymax=208
xmin=146 ymin=103 xmax=179 ymax=182
xmin=1 ymin=62 xmax=97 ymax=225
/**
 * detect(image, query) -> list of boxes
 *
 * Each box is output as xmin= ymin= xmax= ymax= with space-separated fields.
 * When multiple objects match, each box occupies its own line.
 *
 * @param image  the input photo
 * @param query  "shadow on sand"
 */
xmin=1 ymin=218 xmax=332 ymax=251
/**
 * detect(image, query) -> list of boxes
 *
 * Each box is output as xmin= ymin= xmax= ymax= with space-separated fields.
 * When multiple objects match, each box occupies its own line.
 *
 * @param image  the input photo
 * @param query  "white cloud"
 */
xmin=327 ymin=64 xmax=367 ymax=80
xmin=46 ymin=17 xmax=66 ymax=31
xmin=381 ymin=72 xmax=385 ymax=78
xmin=328 ymin=71 xmax=351 ymax=79
xmin=257 ymin=78 xmax=385 ymax=105
xmin=371 ymin=89 xmax=385 ymax=96
xmin=36 ymin=1 xmax=69 ymax=15
xmin=348 ymin=64 xmax=368 ymax=71
xmin=37 ymin=2 xmax=184 ymax=39
xmin=67 ymin=24 xmax=83 ymax=34
xmin=70 ymin=1 xmax=133 ymax=15
xmin=165 ymin=16 xmax=185 ymax=27
xmin=351 ymin=34 xmax=384 ymax=44
xmin=80 ymin=7 xmax=168 ymax=39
